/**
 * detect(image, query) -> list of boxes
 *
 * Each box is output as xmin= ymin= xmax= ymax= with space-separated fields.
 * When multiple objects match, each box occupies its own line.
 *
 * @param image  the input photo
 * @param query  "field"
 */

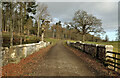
xmin=66 ymin=40 xmax=119 ymax=52
xmin=83 ymin=41 xmax=120 ymax=53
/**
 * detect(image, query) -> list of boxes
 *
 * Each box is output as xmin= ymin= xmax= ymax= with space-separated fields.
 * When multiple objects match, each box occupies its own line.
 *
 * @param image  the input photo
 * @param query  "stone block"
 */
xmin=2 ymin=41 xmax=50 ymax=65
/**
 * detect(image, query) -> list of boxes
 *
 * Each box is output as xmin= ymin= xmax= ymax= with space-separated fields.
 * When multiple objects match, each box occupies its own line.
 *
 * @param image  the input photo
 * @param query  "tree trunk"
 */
xmin=2 ymin=10 xmax=5 ymax=32
xmin=82 ymin=25 xmax=86 ymax=42
xmin=20 ymin=16 xmax=23 ymax=44
xmin=10 ymin=25 xmax=13 ymax=46
xmin=10 ymin=31 xmax=13 ymax=46
xmin=53 ymin=32 xmax=54 ymax=38
xmin=10 ymin=3 xmax=13 ymax=47
xmin=41 ymin=32 xmax=44 ymax=41
xmin=4 ymin=11 xmax=7 ymax=32
xmin=20 ymin=3 xmax=23 ymax=45
xmin=92 ymin=35 xmax=94 ymax=42
xmin=3 ymin=13 xmax=6 ymax=32
xmin=19 ymin=24 xmax=20 ymax=35
xmin=20 ymin=21 xmax=22 ymax=44
xmin=20 ymin=35 xmax=22 ymax=44
xmin=69 ymin=30 xmax=71 ymax=40
xmin=82 ymin=34 xmax=85 ymax=42
xmin=5 ymin=24 xmax=7 ymax=32
xmin=27 ymin=29 xmax=29 ymax=36
xmin=37 ymin=20 xmax=40 ymax=37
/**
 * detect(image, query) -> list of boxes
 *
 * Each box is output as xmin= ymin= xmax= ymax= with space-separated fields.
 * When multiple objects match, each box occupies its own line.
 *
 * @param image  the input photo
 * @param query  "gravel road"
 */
xmin=29 ymin=41 xmax=98 ymax=76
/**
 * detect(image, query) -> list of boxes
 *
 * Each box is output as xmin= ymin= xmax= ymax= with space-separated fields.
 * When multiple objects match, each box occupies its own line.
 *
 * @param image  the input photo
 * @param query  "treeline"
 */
xmin=45 ymin=21 xmax=103 ymax=42
xmin=2 ymin=1 xmax=51 ymax=47
xmin=49 ymin=10 xmax=105 ymax=42
xmin=2 ymin=2 xmax=38 ymax=46
xmin=118 ymin=27 xmax=120 ymax=41
xmin=46 ymin=10 xmax=105 ymax=42
xmin=2 ymin=1 xmax=105 ymax=47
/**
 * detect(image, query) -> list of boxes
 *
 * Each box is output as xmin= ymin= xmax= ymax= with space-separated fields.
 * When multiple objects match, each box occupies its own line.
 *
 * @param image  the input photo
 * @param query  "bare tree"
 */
xmin=19 ymin=2 xmax=23 ymax=44
xmin=36 ymin=3 xmax=49 ymax=38
xmin=10 ymin=2 xmax=16 ymax=46
xmin=72 ymin=10 xmax=105 ymax=41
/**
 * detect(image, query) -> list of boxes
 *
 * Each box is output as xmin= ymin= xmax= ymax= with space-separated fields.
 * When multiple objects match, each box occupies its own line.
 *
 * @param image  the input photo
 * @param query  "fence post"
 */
xmin=105 ymin=45 xmax=114 ymax=69
xmin=96 ymin=44 xmax=98 ymax=59
xmin=83 ymin=43 xmax=85 ymax=52
xmin=114 ymin=53 xmax=117 ymax=71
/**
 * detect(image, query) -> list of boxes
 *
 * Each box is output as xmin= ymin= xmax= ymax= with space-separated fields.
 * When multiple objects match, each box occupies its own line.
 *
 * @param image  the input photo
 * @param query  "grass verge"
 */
xmin=83 ymin=41 xmax=120 ymax=52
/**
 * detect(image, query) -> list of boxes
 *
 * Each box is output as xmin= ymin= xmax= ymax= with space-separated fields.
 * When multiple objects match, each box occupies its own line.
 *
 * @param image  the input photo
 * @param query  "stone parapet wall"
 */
xmin=1 ymin=41 xmax=50 ymax=66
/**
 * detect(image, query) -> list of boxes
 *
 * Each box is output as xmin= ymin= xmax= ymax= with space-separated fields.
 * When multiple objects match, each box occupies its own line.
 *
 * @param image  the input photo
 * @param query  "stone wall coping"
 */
xmin=105 ymin=45 xmax=113 ymax=48
xmin=69 ymin=41 xmax=112 ymax=48
xmin=84 ymin=43 xmax=92 ymax=45
xmin=1 ymin=47 xmax=9 ymax=50
xmin=1 ymin=41 xmax=47 ymax=49
xmin=70 ymin=42 xmax=113 ymax=51
xmin=2 ymin=41 xmax=50 ymax=66
xmin=97 ymin=44 xmax=105 ymax=47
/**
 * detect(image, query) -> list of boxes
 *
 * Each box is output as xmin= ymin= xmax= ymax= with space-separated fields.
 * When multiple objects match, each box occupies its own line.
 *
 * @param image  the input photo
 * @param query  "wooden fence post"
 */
xmin=114 ymin=53 xmax=117 ymax=71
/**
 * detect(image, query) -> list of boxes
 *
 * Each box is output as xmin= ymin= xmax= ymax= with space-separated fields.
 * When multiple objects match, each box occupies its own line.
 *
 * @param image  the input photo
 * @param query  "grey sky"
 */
xmin=37 ymin=0 xmax=119 ymax=2
xmin=45 ymin=2 xmax=118 ymax=30
xmin=42 ymin=2 xmax=118 ymax=41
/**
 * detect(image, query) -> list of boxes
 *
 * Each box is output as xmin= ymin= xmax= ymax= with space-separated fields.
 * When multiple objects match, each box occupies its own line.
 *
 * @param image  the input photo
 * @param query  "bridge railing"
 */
xmin=1 ymin=41 xmax=51 ymax=66
xmin=105 ymin=51 xmax=120 ymax=72
xmin=66 ymin=41 xmax=120 ymax=73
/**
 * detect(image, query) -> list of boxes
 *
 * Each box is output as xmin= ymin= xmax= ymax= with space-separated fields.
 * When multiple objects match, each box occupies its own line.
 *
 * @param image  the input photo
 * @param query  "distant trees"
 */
xmin=118 ymin=27 xmax=120 ymax=41
xmin=24 ymin=17 xmax=33 ymax=36
xmin=105 ymin=35 xmax=109 ymax=42
xmin=115 ymin=27 xmax=120 ymax=41
xmin=51 ymin=21 xmax=67 ymax=39
xmin=51 ymin=24 xmax=56 ymax=38
xmin=65 ymin=22 xmax=71 ymax=39
xmin=44 ymin=20 xmax=50 ymax=38
xmin=55 ymin=21 xmax=63 ymax=39
xmin=72 ymin=10 xmax=105 ymax=42
xmin=50 ymin=21 xmax=79 ymax=40
xmin=41 ymin=20 xmax=50 ymax=41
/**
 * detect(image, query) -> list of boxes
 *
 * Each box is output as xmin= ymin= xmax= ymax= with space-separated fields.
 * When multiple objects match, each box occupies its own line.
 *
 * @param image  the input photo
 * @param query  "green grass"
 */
xmin=2 ymin=32 xmax=60 ymax=47
xmin=83 ymin=41 xmax=120 ymax=52
xmin=2 ymin=32 xmax=41 ymax=47
xmin=65 ymin=39 xmax=80 ymax=43
xmin=85 ymin=41 xmax=120 ymax=73
xmin=44 ymin=38 xmax=59 ymax=44
xmin=66 ymin=39 xmax=119 ymax=52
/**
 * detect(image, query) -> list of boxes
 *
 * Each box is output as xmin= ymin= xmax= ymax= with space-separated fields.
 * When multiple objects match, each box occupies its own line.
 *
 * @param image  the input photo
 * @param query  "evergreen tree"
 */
xmin=105 ymin=35 xmax=109 ymax=42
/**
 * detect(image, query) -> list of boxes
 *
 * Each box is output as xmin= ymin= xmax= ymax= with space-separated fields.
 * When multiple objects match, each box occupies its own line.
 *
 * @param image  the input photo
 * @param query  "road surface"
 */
xmin=29 ymin=41 xmax=100 ymax=76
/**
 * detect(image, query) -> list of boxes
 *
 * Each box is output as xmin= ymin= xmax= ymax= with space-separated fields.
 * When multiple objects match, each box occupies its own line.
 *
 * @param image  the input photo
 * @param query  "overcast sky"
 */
xmin=37 ymin=0 xmax=119 ymax=41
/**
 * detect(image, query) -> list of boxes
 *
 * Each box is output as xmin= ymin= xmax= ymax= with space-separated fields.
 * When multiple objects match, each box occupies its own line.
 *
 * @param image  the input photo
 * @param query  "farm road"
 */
xmin=29 ymin=41 xmax=99 ymax=76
